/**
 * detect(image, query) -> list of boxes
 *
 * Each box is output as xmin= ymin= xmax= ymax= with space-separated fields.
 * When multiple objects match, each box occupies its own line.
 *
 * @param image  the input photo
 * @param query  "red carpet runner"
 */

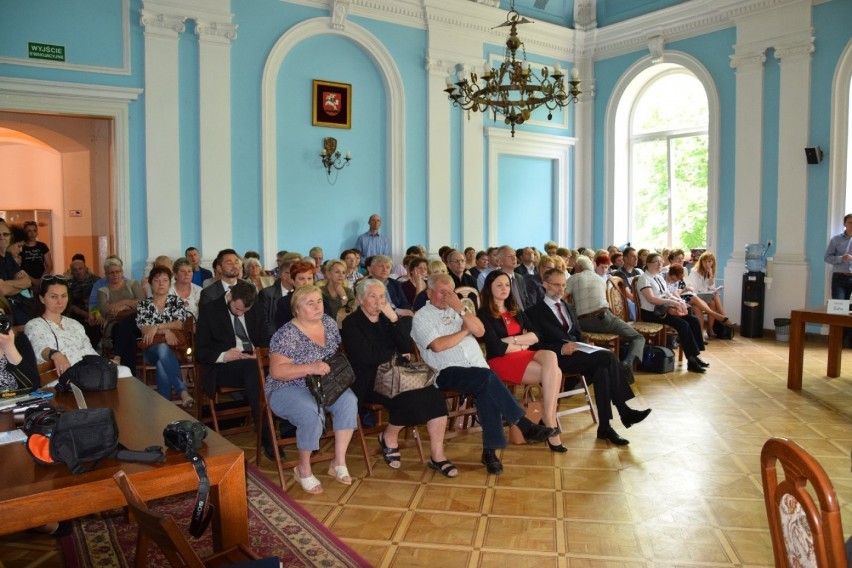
xmin=61 ymin=463 xmax=371 ymax=567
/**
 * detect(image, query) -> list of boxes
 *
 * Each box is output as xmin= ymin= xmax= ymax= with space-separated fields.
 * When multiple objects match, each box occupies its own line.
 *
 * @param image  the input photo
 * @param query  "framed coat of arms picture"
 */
xmin=312 ymin=80 xmax=352 ymax=129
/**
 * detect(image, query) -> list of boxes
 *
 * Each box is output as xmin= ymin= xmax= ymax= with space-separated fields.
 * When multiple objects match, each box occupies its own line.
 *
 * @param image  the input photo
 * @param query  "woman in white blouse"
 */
xmin=169 ymin=257 xmax=202 ymax=319
xmin=686 ymin=252 xmax=731 ymax=337
xmin=25 ymin=275 xmax=129 ymax=377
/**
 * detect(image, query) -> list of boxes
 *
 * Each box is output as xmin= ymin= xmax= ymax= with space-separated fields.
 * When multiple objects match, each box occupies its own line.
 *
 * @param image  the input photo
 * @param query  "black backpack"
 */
xmin=712 ymin=320 xmax=734 ymax=340
xmin=56 ymin=355 xmax=118 ymax=392
xmin=638 ymin=345 xmax=675 ymax=374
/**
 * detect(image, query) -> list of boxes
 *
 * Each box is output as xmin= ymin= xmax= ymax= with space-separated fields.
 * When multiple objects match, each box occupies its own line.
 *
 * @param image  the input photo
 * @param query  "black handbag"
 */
xmin=305 ymin=349 xmax=355 ymax=411
xmin=374 ymin=355 xmax=436 ymax=399
xmin=56 ymin=355 xmax=118 ymax=392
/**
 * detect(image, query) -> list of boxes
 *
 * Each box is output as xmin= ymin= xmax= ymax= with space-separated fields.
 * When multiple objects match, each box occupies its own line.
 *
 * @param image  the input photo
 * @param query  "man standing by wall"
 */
xmin=355 ymin=214 xmax=390 ymax=267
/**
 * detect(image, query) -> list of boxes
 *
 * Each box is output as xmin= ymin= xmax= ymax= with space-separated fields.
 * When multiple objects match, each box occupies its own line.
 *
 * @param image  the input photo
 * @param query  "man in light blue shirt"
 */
xmin=354 ymin=214 xmax=390 ymax=267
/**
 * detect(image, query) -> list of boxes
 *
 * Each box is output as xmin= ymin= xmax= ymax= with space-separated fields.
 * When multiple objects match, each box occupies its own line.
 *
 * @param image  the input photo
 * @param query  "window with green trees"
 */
xmin=629 ymin=71 xmax=708 ymax=249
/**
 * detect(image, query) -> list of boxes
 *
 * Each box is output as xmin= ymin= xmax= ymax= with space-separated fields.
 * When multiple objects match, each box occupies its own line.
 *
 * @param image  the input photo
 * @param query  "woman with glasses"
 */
xmin=265 ymin=285 xmax=357 ymax=494
xmin=136 ymin=266 xmax=194 ymax=407
xmin=477 ymin=270 xmax=566 ymax=452
xmin=0 ymin=220 xmax=34 ymax=324
xmin=636 ymin=253 xmax=708 ymax=373
xmin=98 ymin=257 xmax=144 ymax=368
xmin=25 ymin=276 xmax=115 ymax=376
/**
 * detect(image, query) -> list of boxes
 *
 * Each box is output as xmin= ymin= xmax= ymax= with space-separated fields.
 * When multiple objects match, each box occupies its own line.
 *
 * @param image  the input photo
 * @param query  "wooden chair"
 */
xmin=204 ymin=382 xmax=254 ymax=436
xmin=607 ymin=277 xmax=664 ymax=349
xmin=355 ymin=402 xmax=425 ymax=475
xmin=112 ymin=470 xmax=260 ymax=568
xmin=760 ymin=437 xmax=846 ymax=568
xmin=254 ymin=347 xmax=372 ymax=487
xmin=36 ymin=360 xmax=58 ymax=386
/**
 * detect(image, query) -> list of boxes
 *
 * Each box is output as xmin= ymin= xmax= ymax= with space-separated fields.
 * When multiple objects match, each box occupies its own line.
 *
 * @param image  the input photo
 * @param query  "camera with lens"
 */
xmin=0 ymin=314 xmax=10 ymax=334
xmin=163 ymin=420 xmax=208 ymax=454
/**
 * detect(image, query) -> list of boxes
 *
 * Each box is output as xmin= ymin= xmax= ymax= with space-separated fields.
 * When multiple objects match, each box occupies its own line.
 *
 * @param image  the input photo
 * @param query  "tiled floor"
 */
xmin=245 ymin=334 xmax=852 ymax=567
xmin=1 ymin=334 xmax=849 ymax=567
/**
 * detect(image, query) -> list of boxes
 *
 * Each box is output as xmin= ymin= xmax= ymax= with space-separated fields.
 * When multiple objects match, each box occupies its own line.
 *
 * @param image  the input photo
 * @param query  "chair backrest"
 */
xmin=36 ymin=360 xmax=59 ymax=386
xmin=630 ymin=278 xmax=646 ymax=322
xmin=760 ymin=437 xmax=846 ymax=568
xmin=455 ymin=286 xmax=480 ymax=312
xmin=606 ymin=278 xmax=630 ymax=322
xmin=113 ymin=470 xmax=206 ymax=568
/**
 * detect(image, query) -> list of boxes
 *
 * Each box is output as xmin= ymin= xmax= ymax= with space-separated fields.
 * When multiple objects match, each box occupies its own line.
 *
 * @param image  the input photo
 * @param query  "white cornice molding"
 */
xmin=140 ymin=10 xmax=187 ymax=36
xmin=0 ymin=77 xmax=142 ymax=103
xmin=195 ymin=20 xmax=239 ymax=43
xmin=142 ymin=0 xmax=233 ymax=23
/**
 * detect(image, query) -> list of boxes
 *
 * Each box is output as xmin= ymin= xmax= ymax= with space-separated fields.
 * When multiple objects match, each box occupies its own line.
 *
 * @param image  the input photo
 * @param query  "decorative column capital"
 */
xmin=195 ymin=19 xmax=238 ymax=44
xmin=774 ymin=37 xmax=815 ymax=61
xmin=425 ymin=58 xmax=456 ymax=77
xmin=730 ymin=49 xmax=766 ymax=70
xmin=140 ymin=10 xmax=186 ymax=37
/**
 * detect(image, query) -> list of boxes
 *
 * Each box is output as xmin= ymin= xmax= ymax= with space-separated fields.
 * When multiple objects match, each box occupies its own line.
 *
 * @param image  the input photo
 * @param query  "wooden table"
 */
xmin=787 ymin=306 xmax=851 ymax=389
xmin=0 ymin=377 xmax=248 ymax=550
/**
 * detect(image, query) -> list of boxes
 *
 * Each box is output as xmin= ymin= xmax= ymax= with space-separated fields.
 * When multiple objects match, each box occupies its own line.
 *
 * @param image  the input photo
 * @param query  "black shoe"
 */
xmin=547 ymin=440 xmax=568 ymax=453
xmin=262 ymin=443 xmax=280 ymax=462
xmin=694 ymin=356 xmax=710 ymax=368
xmin=687 ymin=358 xmax=706 ymax=373
xmin=620 ymin=361 xmax=636 ymax=384
xmin=518 ymin=420 xmax=558 ymax=443
xmin=596 ymin=428 xmax=629 ymax=446
xmin=621 ymin=408 xmax=652 ymax=429
xmin=481 ymin=449 xmax=503 ymax=474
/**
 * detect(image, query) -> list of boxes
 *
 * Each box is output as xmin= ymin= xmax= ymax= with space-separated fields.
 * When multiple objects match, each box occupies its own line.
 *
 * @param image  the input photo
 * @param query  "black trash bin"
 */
xmin=740 ymin=272 xmax=765 ymax=338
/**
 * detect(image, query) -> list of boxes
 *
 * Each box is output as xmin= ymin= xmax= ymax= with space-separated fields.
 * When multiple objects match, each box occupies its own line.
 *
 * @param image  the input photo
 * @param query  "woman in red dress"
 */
xmin=477 ymin=270 xmax=565 ymax=452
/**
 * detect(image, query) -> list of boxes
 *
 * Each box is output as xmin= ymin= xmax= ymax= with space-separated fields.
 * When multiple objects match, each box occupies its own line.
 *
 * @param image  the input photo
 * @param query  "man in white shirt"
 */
xmin=411 ymin=274 xmax=556 ymax=475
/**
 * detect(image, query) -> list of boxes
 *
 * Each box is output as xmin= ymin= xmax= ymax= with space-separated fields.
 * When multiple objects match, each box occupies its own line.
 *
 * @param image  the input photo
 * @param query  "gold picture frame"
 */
xmin=312 ymin=80 xmax=352 ymax=129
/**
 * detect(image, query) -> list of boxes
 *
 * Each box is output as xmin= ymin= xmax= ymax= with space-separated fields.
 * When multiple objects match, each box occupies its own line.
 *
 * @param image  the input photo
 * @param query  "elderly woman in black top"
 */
xmin=341 ymin=278 xmax=457 ymax=477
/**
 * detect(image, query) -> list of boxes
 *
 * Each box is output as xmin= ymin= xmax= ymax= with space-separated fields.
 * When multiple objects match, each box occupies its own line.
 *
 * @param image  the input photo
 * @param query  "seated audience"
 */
xmin=27 ymin=276 xmax=130 ymax=377
xmin=142 ymin=255 xmax=173 ymax=297
xmin=0 ymin=219 xmax=34 ymax=324
xmin=320 ymin=259 xmax=356 ymax=320
xmin=412 ymin=260 xmax=449 ymax=311
xmin=516 ymin=247 xmax=537 ymax=276
xmin=308 ymin=247 xmax=325 ymax=281
xmin=341 ymin=249 xmax=364 ymax=286
xmin=244 ymin=257 xmax=274 ymax=291
xmin=169 ymin=257 xmax=203 ymax=319
xmin=199 ymin=249 xmax=247 ymax=305
xmin=411 ymin=274 xmax=556 ymax=475
xmin=341 ymin=278 xmax=457 ymax=477
xmin=464 ymin=247 xmax=477 ymax=270
xmin=393 ymin=246 xmax=423 ymax=279
xmin=274 ymin=260 xmax=332 ymax=328
xmin=637 ymin=248 xmax=650 ymax=271
xmin=686 ymin=252 xmax=731 ymax=338
xmin=526 ymin=255 xmax=556 ymax=307
xmin=367 ymin=255 xmax=413 ymax=316
xmin=266 ymin=285 xmax=357 ymax=493
xmin=98 ymin=257 xmax=145 ymax=368
xmin=636 ymin=253 xmax=707 ymax=373
xmin=136 ymin=266 xmax=194 ymax=406
xmin=526 ymin=268 xmax=652 ymax=446
xmin=87 ymin=254 xmax=125 ymax=315
xmin=478 ymin=271 xmax=565 ymax=452
xmin=665 ymin=263 xmax=733 ymax=341
xmin=401 ymin=256 xmax=428 ymax=307
xmin=257 ymin=252 xmax=301 ymax=341
xmin=468 ymin=250 xmax=488 ymax=282
xmin=67 ymin=257 xmax=102 ymax=346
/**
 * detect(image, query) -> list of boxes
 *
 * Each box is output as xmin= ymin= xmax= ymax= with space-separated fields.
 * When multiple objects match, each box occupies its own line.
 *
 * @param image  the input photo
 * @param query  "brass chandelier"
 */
xmin=444 ymin=1 xmax=581 ymax=137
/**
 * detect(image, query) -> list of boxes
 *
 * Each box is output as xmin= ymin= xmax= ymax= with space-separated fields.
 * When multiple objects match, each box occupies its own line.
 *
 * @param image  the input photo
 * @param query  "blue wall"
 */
xmin=498 ymin=155 xmax=553 ymax=247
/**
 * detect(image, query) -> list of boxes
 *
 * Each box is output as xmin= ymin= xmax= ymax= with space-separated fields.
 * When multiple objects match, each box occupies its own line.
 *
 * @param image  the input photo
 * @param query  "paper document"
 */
xmin=564 ymin=341 xmax=607 ymax=353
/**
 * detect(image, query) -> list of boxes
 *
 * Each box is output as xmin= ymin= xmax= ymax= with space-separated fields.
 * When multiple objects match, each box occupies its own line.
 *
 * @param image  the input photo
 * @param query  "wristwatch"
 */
xmin=459 ymin=306 xmax=471 ymax=316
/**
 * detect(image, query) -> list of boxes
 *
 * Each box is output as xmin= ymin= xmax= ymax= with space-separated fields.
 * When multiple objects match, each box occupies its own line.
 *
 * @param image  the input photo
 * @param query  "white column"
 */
xmin=722 ymin=49 xmax=765 ymax=319
xmin=140 ymin=10 xmax=185 ymax=263
xmin=572 ymin=64 xmax=594 ymax=247
xmin=766 ymin=38 xmax=814 ymax=325
xmin=460 ymin=72 xmax=485 ymax=250
xmin=426 ymin=60 xmax=454 ymax=253
xmin=195 ymin=19 xmax=237 ymax=257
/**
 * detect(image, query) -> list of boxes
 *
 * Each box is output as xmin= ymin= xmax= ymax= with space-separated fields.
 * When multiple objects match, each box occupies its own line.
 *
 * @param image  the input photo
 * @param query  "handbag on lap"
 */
xmin=305 ymin=349 xmax=355 ymax=411
xmin=374 ymin=355 xmax=436 ymax=399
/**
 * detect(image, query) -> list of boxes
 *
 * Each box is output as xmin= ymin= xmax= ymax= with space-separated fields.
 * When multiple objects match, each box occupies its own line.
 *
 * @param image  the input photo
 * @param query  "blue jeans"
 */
xmin=143 ymin=343 xmax=187 ymax=400
xmin=434 ymin=366 xmax=525 ymax=450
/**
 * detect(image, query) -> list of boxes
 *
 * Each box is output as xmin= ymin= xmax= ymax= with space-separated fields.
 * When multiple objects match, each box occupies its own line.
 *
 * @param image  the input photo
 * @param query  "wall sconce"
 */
xmin=320 ymin=137 xmax=351 ymax=183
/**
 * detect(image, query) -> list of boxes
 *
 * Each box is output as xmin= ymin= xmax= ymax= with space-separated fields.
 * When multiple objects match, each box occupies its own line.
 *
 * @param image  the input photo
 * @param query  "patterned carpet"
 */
xmin=61 ymin=463 xmax=371 ymax=567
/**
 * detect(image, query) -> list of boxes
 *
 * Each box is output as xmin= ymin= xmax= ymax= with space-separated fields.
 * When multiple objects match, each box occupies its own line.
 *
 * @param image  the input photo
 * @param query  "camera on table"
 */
xmin=163 ymin=420 xmax=208 ymax=454
xmin=0 ymin=314 xmax=10 ymax=334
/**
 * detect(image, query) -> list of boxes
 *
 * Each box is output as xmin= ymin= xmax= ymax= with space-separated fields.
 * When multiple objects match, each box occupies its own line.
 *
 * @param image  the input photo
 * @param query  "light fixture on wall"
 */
xmin=443 ymin=0 xmax=581 ymax=137
xmin=320 ymin=137 xmax=351 ymax=183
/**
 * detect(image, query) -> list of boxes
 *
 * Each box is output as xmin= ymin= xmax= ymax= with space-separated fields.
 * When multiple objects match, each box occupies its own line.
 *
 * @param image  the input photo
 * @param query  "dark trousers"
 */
xmin=111 ymin=318 xmax=139 ymax=369
xmin=435 ymin=366 xmax=525 ymax=450
xmin=555 ymin=349 xmax=634 ymax=424
xmin=830 ymin=273 xmax=852 ymax=342
xmin=201 ymin=359 xmax=262 ymax=424
xmin=642 ymin=309 xmax=704 ymax=357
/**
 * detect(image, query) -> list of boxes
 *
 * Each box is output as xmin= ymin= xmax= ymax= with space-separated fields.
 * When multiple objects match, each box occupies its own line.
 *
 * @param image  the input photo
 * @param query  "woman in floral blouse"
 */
xmin=136 ymin=265 xmax=193 ymax=407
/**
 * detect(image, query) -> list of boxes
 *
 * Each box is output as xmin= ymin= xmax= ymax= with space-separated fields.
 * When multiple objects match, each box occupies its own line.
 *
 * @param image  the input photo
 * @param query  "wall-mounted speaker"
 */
xmin=805 ymin=146 xmax=823 ymax=164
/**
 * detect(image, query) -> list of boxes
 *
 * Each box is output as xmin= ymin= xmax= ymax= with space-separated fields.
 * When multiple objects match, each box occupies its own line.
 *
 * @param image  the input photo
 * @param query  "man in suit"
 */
xmin=196 ymin=281 xmax=272 ymax=451
xmin=256 ymin=252 xmax=301 ymax=341
xmin=198 ymin=248 xmax=248 ymax=306
xmin=447 ymin=250 xmax=477 ymax=289
xmin=515 ymin=247 xmax=537 ymax=277
xmin=526 ymin=267 xmax=652 ymax=446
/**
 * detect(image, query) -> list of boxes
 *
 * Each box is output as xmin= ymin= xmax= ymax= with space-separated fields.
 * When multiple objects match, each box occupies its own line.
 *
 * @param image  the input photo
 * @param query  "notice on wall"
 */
xmin=28 ymin=42 xmax=65 ymax=62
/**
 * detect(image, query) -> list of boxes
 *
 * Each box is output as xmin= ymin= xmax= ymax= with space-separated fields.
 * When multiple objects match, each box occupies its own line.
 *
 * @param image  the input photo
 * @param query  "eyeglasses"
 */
xmin=0 ymin=232 xmax=10 ymax=238
xmin=43 ymin=274 xmax=68 ymax=283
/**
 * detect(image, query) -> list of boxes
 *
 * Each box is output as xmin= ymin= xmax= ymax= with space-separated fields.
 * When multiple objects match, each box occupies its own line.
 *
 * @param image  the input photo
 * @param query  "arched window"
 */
xmin=628 ymin=70 xmax=708 ymax=248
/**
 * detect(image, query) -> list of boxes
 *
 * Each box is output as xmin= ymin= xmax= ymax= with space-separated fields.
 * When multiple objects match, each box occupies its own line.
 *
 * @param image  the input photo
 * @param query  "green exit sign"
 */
xmin=28 ymin=42 xmax=65 ymax=62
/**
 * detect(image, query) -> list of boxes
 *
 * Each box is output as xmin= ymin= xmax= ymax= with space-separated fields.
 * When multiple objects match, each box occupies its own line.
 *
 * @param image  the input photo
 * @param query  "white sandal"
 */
xmin=328 ymin=464 xmax=353 ymax=485
xmin=293 ymin=467 xmax=323 ymax=494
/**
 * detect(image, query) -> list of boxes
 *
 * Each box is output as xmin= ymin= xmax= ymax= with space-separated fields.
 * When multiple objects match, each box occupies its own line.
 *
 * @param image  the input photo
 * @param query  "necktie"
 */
xmin=510 ymin=275 xmax=524 ymax=309
xmin=555 ymin=302 xmax=570 ymax=332
xmin=233 ymin=316 xmax=252 ymax=353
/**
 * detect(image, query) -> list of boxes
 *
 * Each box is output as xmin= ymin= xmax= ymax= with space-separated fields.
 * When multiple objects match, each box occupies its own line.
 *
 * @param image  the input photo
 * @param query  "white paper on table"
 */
xmin=563 ymin=341 xmax=607 ymax=353
xmin=0 ymin=429 xmax=26 ymax=445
